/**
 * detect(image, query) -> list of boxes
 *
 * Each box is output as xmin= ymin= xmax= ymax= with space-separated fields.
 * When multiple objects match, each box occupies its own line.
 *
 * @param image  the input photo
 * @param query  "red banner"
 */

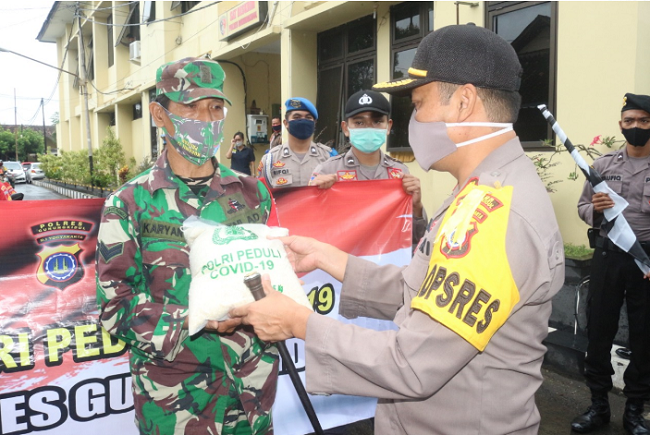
xmin=273 ymin=180 xmax=412 ymax=256
xmin=0 ymin=181 xmax=412 ymax=435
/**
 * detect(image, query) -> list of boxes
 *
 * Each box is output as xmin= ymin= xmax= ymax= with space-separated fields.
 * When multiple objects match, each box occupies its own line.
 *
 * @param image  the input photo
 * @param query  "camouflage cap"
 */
xmin=156 ymin=57 xmax=232 ymax=105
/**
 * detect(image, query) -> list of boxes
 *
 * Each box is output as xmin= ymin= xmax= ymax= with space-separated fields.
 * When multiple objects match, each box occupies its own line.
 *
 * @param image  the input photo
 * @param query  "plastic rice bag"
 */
xmin=182 ymin=216 xmax=312 ymax=335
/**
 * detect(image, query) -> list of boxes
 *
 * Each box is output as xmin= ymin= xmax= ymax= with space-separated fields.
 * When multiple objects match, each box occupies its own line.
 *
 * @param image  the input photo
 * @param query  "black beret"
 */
xmin=373 ymin=24 xmax=522 ymax=96
xmin=622 ymin=93 xmax=650 ymax=114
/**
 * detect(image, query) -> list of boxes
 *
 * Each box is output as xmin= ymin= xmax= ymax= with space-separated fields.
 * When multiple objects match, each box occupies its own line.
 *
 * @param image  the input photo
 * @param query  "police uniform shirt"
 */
xmin=312 ymin=148 xmax=408 ymax=181
xmin=303 ymin=138 xmax=565 ymax=435
xmin=260 ymin=142 xmax=333 ymax=188
xmin=578 ymin=148 xmax=650 ymax=241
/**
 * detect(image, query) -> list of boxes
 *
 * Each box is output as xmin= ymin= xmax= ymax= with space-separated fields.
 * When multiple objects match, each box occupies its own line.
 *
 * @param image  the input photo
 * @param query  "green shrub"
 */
xmin=564 ymin=243 xmax=594 ymax=260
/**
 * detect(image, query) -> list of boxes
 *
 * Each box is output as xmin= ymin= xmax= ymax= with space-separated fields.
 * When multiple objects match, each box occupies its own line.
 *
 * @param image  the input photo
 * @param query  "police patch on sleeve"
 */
xmin=411 ymin=182 xmax=520 ymax=351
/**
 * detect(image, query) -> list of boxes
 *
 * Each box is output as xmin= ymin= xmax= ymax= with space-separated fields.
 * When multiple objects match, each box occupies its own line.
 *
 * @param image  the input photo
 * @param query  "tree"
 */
xmin=94 ymin=126 xmax=126 ymax=187
xmin=0 ymin=127 xmax=16 ymax=161
xmin=17 ymin=128 xmax=44 ymax=161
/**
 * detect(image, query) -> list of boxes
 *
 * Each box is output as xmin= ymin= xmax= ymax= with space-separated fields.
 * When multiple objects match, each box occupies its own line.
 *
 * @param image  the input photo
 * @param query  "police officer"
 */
xmin=310 ymin=89 xmax=427 ymax=247
xmin=232 ymin=24 xmax=565 ymax=435
xmin=573 ymin=93 xmax=650 ymax=434
xmin=269 ymin=117 xmax=282 ymax=149
xmin=258 ymin=98 xmax=336 ymax=189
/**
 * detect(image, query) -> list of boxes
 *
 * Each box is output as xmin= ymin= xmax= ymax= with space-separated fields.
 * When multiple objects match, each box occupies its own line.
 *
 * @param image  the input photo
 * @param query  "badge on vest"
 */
xmin=411 ymin=182 xmax=520 ymax=351
xmin=216 ymin=192 xmax=263 ymax=226
xmin=337 ymin=170 xmax=358 ymax=181
xmin=273 ymin=175 xmax=292 ymax=187
xmin=387 ymin=168 xmax=403 ymax=179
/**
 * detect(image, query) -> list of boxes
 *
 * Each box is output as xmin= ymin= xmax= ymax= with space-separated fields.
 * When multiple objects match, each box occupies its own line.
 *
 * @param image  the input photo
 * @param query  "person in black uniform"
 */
xmin=573 ymin=93 xmax=650 ymax=435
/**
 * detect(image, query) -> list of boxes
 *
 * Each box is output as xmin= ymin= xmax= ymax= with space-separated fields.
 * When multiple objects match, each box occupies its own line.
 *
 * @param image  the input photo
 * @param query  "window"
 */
xmin=133 ymin=102 xmax=143 ymax=120
xmin=86 ymin=37 xmax=94 ymax=81
xmin=116 ymin=2 xmax=140 ymax=47
xmin=171 ymin=2 xmax=200 ymax=13
xmin=143 ymin=1 xmax=156 ymax=22
xmin=107 ymin=15 xmax=114 ymax=67
xmin=316 ymin=15 xmax=376 ymax=151
xmin=487 ymin=1 xmax=557 ymax=149
xmin=387 ymin=2 xmax=433 ymax=152
xmin=149 ymin=88 xmax=159 ymax=159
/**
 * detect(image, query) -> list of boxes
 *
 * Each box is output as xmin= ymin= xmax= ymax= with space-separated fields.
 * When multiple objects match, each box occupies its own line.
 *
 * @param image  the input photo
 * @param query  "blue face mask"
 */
xmin=348 ymin=128 xmax=387 ymax=153
xmin=288 ymin=119 xmax=315 ymax=140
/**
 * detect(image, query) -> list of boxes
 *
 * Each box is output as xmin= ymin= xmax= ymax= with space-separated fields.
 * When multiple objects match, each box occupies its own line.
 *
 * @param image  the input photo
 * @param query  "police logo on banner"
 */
xmin=31 ymin=220 xmax=92 ymax=290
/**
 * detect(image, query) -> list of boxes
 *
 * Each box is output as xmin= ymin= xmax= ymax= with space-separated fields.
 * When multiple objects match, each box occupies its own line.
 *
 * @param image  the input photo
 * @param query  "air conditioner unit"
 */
xmin=129 ymin=40 xmax=141 ymax=62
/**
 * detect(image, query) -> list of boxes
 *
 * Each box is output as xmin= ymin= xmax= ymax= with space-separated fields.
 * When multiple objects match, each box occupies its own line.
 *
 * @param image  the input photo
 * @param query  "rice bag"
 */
xmin=182 ymin=216 xmax=313 ymax=335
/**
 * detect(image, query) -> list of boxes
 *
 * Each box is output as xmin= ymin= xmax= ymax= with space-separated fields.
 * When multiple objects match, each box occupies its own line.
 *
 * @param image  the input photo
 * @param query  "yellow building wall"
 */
xmin=49 ymin=1 xmax=650 ymax=247
xmin=545 ymin=2 xmax=650 ymax=245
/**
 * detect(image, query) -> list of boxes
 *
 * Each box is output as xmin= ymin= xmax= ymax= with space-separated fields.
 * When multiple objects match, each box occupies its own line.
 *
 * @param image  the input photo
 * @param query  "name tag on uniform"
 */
xmin=141 ymin=219 xmax=185 ymax=242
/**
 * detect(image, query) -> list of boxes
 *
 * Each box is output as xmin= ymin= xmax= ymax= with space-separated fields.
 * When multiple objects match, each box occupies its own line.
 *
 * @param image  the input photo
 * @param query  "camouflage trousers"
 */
xmin=131 ymin=333 xmax=279 ymax=435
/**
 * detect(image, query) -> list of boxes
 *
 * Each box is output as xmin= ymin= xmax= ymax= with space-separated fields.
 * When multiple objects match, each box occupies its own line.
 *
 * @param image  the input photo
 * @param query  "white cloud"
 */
xmin=0 ymin=2 xmax=60 ymax=126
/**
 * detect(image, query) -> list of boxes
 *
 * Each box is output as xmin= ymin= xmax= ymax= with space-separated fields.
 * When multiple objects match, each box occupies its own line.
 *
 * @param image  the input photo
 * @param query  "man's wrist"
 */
xmin=291 ymin=307 xmax=312 ymax=340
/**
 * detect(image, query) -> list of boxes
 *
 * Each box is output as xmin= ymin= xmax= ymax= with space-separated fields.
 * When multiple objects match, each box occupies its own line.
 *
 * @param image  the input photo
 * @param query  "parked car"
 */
xmin=4 ymin=161 xmax=26 ymax=184
xmin=24 ymin=162 xmax=44 ymax=183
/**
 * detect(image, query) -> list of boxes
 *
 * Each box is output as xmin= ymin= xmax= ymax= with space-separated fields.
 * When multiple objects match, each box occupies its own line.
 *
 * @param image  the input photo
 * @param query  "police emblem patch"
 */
xmin=359 ymin=94 xmax=372 ymax=105
xmin=31 ymin=220 xmax=93 ymax=290
xmin=337 ymin=171 xmax=358 ymax=181
xmin=36 ymin=244 xmax=83 ymax=289
xmin=388 ymin=168 xmax=403 ymax=179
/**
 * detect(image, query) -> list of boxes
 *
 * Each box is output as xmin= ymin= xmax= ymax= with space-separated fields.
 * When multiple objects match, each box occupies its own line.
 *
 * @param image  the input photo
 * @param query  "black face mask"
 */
xmin=622 ymin=127 xmax=650 ymax=147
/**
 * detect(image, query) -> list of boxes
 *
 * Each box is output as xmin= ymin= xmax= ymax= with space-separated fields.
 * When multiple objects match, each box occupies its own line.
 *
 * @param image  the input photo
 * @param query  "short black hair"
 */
xmin=346 ymin=111 xmax=389 ymax=124
xmin=155 ymin=94 xmax=171 ymax=109
xmin=437 ymin=82 xmax=521 ymax=123
xmin=233 ymin=131 xmax=245 ymax=141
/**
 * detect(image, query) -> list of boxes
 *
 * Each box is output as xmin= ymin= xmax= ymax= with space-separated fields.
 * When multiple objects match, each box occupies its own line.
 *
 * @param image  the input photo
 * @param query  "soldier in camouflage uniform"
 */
xmin=96 ymin=57 xmax=279 ymax=435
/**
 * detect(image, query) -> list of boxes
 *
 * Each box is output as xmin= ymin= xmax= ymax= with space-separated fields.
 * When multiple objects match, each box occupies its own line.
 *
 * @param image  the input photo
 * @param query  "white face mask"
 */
xmin=408 ymin=110 xmax=513 ymax=172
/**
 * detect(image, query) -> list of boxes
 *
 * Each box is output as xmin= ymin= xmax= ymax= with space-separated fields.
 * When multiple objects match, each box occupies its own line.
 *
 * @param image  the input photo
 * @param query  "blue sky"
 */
xmin=0 ymin=1 xmax=59 ymax=127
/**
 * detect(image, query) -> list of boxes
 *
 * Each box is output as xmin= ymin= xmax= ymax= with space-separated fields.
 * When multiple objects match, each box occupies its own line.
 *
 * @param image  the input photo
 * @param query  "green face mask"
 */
xmin=349 ymin=128 xmax=387 ymax=153
xmin=160 ymin=105 xmax=226 ymax=166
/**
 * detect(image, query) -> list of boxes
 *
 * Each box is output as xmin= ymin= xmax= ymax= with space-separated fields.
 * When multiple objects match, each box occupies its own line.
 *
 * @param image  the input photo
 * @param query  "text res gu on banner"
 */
xmin=0 ymin=180 xmax=412 ymax=435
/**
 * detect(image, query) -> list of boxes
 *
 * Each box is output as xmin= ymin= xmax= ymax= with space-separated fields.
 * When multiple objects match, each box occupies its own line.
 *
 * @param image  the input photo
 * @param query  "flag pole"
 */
xmin=538 ymin=104 xmax=650 ymax=275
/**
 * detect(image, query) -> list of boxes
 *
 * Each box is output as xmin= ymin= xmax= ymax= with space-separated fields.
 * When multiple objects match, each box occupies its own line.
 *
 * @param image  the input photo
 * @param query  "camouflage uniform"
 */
xmin=96 ymin=149 xmax=278 ymax=435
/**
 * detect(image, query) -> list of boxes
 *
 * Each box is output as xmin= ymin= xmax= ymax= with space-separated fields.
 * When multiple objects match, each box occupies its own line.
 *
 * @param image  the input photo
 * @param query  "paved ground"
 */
xmin=13 ymin=181 xmax=68 ymax=200
xmin=317 ymin=367 xmax=637 ymax=435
